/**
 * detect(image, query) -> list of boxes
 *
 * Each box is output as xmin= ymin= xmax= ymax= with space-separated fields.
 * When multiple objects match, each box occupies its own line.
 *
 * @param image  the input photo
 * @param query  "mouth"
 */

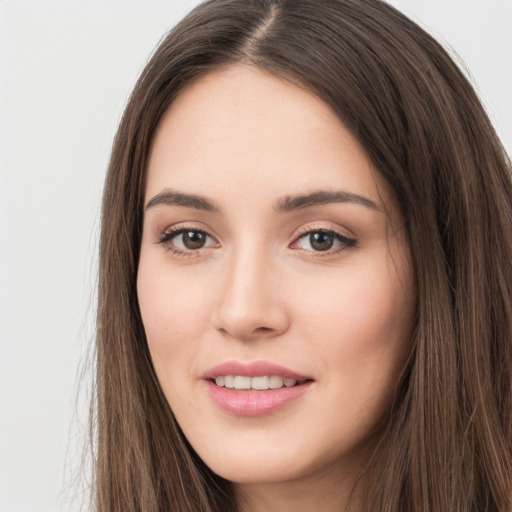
xmin=203 ymin=361 xmax=314 ymax=416
xmin=212 ymin=375 xmax=308 ymax=390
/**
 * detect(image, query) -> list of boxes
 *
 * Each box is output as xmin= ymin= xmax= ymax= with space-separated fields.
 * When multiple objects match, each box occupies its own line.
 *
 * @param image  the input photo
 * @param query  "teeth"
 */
xmin=233 ymin=376 xmax=251 ymax=389
xmin=251 ymin=376 xmax=269 ymax=390
xmin=269 ymin=376 xmax=284 ymax=389
xmin=214 ymin=375 xmax=298 ymax=390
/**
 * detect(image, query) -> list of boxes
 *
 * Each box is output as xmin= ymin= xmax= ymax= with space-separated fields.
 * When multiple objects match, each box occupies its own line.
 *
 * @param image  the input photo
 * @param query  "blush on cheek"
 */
xmin=307 ymin=284 xmax=411 ymax=381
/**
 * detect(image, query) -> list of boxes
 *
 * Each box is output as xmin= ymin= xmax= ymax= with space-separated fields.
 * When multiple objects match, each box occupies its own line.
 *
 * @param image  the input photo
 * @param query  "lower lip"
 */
xmin=205 ymin=380 xmax=312 ymax=416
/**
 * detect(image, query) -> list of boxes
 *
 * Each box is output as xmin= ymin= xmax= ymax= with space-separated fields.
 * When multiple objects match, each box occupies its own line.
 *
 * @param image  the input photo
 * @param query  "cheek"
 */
xmin=297 ymin=256 xmax=412 ymax=345
xmin=292 ymin=251 xmax=414 ymax=403
xmin=137 ymin=259 xmax=212 ymax=378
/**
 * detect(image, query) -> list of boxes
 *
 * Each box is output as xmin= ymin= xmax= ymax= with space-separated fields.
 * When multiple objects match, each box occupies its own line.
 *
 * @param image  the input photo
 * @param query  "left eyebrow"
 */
xmin=275 ymin=190 xmax=379 ymax=213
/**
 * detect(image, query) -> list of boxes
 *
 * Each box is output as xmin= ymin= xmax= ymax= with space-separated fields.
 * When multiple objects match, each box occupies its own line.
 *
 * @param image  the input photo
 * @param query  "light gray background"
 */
xmin=0 ymin=1 xmax=511 ymax=511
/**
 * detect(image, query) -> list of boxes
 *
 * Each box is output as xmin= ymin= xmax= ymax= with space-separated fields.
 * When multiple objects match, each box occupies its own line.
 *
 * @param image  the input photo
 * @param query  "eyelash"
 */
xmin=294 ymin=226 xmax=357 ymax=256
xmin=156 ymin=224 xmax=215 ymax=258
xmin=156 ymin=224 xmax=357 ymax=258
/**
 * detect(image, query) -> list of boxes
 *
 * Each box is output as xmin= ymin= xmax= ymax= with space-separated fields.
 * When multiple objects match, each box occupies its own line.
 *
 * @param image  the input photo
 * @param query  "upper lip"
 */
xmin=202 ymin=360 xmax=312 ymax=381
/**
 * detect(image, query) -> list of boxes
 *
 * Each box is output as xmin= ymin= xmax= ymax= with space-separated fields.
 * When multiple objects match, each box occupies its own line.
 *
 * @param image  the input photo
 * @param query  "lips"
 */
xmin=203 ymin=360 xmax=311 ymax=381
xmin=202 ymin=360 xmax=313 ymax=416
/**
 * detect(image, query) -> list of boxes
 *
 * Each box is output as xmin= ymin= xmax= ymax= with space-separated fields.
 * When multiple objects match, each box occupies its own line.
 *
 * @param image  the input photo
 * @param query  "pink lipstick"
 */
xmin=203 ymin=360 xmax=313 ymax=416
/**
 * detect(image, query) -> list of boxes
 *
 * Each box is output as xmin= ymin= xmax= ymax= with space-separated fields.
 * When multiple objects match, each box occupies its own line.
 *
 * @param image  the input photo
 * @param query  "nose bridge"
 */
xmin=213 ymin=236 xmax=288 ymax=339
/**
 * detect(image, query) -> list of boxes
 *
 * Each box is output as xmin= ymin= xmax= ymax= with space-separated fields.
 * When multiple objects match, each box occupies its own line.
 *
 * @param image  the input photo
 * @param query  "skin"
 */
xmin=137 ymin=65 xmax=416 ymax=512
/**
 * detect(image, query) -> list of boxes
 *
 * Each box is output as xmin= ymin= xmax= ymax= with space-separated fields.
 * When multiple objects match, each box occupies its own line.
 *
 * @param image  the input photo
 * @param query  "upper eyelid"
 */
xmin=293 ymin=228 xmax=356 ymax=245
xmin=158 ymin=223 xmax=350 ymax=236
xmin=160 ymin=222 xmax=216 ymax=238
xmin=294 ymin=223 xmax=355 ymax=239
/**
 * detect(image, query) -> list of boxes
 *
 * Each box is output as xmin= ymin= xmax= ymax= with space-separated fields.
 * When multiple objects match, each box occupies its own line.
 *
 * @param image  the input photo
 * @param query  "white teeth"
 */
xmin=214 ymin=375 xmax=298 ymax=390
xmin=251 ymin=376 xmax=269 ymax=390
xmin=269 ymin=376 xmax=284 ymax=389
xmin=233 ymin=376 xmax=251 ymax=390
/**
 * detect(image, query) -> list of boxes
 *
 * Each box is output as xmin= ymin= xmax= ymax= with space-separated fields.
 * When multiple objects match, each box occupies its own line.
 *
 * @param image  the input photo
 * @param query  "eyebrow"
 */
xmin=145 ymin=189 xmax=221 ymax=212
xmin=145 ymin=188 xmax=378 ymax=214
xmin=275 ymin=190 xmax=379 ymax=212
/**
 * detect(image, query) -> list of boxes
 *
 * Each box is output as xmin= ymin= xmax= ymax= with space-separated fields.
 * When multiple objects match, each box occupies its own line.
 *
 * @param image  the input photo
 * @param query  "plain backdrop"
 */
xmin=0 ymin=1 xmax=510 ymax=511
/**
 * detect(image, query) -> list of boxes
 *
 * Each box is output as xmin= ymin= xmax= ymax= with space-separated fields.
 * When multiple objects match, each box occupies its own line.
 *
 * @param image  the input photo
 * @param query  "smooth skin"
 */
xmin=137 ymin=65 xmax=416 ymax=512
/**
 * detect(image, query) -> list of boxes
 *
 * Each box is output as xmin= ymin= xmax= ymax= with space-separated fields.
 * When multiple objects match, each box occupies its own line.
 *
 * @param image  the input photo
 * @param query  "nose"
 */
xmin=212 ymin=244 xmax=290 ymax=341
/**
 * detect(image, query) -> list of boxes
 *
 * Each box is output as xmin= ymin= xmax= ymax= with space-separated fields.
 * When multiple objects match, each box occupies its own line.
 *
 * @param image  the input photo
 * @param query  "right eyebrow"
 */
xmin=145 ymin=189 xmax=221 ymax=213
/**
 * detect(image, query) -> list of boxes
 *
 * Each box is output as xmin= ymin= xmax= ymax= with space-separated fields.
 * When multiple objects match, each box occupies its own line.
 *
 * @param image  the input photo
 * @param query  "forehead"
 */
xmin=146 ymin=64 xmax=395 ymax=213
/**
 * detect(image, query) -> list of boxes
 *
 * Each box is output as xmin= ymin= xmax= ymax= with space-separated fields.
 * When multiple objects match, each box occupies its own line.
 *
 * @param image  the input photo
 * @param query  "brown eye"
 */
xmin=309 ymin=232 xmax=334 ymax=251
xmin=158 ymin=227 xmax=217 ymax=253
xmin=294 ymin=229 xmax=356 ymax=254
xmin=181 ymin=230 xmax=207 ymax=249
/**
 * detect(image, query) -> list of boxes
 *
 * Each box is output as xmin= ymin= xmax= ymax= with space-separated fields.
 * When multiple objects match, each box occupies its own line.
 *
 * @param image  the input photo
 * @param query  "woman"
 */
xmin=94 ymin=0 xmax=512 ymax=510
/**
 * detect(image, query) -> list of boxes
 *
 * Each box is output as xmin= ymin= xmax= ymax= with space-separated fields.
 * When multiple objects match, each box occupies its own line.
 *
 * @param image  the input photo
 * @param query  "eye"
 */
xmin=293 ymin=229 xmax=356 ymax=254
xmin=174 ymin=230 xmax=210 ymax=250
xmin=157 ymin=226 xmax=218 ymax=254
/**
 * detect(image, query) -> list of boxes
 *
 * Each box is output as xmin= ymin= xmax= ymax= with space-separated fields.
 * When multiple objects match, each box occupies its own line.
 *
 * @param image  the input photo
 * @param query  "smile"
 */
xmin=203 ymin=361 xmax=313 ymax=416
xmin=214 ymin=375 xmax=301 ymax=390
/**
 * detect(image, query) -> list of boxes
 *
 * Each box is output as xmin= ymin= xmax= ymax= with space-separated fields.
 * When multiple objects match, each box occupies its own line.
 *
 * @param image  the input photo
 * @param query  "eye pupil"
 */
xmin=183 ymin=231 xmax=206 ymax=249
xmin=310 ymin=232 xmax=334 ymax=251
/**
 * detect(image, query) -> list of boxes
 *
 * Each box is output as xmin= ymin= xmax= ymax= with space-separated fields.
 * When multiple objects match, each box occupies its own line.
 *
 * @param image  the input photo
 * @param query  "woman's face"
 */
xmin=137 ymin=65 xmax=415 ymax=491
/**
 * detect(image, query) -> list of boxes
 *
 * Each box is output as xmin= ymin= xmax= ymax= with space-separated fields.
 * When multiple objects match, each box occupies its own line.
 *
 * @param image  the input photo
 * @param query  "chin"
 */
xmin=190 ymin=431 xmax=306 ymax=483
xmin=192 ymin=429 xmax=358 ymax=487
xmin=205 ymin=456 xmax=308 ymax=485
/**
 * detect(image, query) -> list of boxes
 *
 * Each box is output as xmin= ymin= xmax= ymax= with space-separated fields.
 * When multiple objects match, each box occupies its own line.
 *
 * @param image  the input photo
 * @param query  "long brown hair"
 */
xmin=94 ymin=0 xmax=512 ymax=510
